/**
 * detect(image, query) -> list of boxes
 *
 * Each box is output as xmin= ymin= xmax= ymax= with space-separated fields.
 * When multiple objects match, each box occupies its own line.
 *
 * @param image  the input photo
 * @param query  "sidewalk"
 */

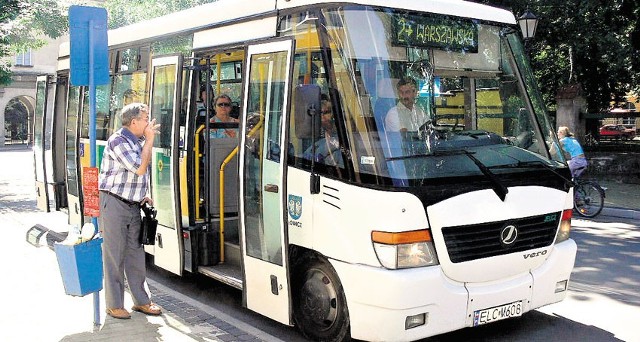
xmin=0 ymin=146 xmax=282 ymax=342
xmin=596 ymin=179 xmax=640 ymax=220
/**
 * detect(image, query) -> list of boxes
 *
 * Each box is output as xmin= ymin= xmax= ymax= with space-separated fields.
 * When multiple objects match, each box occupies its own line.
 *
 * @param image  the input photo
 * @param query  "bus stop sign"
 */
xmin=69 ymin=6 xmax=109 ymax=86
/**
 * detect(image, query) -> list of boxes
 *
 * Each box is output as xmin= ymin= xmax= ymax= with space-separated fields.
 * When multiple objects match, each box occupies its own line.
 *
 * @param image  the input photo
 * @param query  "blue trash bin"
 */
xmin=54 ymin=238 xmax=103 ymax=296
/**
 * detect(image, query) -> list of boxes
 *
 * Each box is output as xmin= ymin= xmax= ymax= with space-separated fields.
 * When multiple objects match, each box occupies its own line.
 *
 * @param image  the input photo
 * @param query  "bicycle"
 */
xmin=583 ymin=132 xmax=599 ymax=148
xmin=573 ymin=177 xmax=605 ymax=218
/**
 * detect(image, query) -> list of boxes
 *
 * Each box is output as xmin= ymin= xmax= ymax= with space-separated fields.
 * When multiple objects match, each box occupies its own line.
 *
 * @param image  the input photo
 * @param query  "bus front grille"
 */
xmin=441 ymin=212 xmax=560 ymax=263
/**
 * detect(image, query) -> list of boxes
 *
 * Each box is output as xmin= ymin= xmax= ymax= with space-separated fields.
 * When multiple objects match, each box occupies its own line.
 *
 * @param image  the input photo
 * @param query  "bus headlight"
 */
xmin=372 ymin=229 xmax=439 ymax=269
xmin=555 ymin=209 xmax=572 ymax=243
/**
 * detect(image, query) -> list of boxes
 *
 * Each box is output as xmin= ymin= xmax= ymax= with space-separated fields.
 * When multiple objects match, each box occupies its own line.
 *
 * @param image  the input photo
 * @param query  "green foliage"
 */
xmin=474 ymin=0 xmax=639 ymax=112
xmin=0 ymin=0 xmax=69 ymax=86
xmin=104 ymin=0 xmax=218 ymax=29
xmin=0 ymin=0 xmax=21 ymax=85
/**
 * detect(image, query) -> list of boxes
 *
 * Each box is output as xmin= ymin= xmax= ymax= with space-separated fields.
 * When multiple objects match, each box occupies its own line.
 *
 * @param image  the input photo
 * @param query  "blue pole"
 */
xmin=88 ymin=19 xmax=100 ymax=326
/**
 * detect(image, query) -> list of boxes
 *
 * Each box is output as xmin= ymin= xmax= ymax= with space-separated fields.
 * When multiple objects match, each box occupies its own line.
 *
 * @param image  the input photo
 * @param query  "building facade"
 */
xmin=1 ymin=37 xmax=65 ymax=146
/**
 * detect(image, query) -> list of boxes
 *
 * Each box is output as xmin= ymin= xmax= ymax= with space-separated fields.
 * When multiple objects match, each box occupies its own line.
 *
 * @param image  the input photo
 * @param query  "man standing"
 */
xmin=385 ymin=76 xmax=429 ymax=132
xmin=98 ymin=103 xmax=162 ymax=319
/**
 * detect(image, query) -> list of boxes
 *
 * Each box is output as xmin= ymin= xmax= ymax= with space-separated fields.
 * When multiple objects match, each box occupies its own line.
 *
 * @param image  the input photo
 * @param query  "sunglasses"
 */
xmin=217 ymin=102 xmax=231 ymax=107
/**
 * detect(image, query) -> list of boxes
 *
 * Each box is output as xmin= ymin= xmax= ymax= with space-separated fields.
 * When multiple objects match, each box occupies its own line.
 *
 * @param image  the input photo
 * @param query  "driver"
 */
xmin=384 ymin=76 xmax=429 ymax=132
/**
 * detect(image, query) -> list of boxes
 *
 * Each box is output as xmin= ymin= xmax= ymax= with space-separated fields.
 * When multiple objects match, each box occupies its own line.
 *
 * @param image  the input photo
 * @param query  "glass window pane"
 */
xmin=243 ymin=50 xmax=288 ymax=265
xmin=151 ymin=64 xmax=176 ymax=149
xmin=66 ymin=86 xmax=81 ymax=196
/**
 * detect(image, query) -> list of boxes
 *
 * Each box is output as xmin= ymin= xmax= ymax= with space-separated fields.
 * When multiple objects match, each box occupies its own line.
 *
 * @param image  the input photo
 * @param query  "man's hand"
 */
xmin=144 ymin=118 xmax=161 ymax=141
xmin=141 ymin=196 xmax=154 ymax=206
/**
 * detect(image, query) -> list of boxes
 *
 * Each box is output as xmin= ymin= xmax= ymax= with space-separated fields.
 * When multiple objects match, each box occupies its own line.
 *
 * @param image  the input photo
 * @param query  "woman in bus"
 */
xmin=209 ymin=94 xmax=239 ymax=138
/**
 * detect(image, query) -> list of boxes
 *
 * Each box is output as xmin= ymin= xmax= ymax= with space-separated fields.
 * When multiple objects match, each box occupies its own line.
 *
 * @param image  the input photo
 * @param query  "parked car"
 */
xmin=599 ymin=124 xmax=636 ymax=140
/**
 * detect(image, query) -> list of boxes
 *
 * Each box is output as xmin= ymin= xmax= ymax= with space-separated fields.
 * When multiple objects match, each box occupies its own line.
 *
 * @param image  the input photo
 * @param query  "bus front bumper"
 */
xmin=329 ymin=239 xmax=577 ymax=342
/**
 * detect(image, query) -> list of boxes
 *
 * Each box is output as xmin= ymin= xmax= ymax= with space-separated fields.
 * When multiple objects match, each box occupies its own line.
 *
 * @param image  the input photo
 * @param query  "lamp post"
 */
xmin=518 ymin=9 xmax=539 ymax=53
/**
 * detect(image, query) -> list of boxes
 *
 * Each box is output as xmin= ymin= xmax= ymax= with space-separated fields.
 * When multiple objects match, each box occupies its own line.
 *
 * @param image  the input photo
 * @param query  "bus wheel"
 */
xmin=293 ymin=258 xmax=350 ymax=342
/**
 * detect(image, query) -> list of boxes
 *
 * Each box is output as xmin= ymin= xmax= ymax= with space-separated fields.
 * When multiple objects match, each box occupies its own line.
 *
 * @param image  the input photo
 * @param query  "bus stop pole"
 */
xmin=88 ymin=19 xmax=100 ymax=326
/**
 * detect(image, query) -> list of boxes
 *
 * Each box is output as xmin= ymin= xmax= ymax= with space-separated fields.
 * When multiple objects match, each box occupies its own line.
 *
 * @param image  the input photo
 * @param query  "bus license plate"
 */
xmin=473 ymin=300 xmax=523 ymax=326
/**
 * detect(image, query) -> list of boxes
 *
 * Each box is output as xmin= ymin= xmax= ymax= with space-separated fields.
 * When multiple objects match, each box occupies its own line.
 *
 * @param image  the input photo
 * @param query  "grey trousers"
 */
xmin=99 ymin=192 xmax=150 ymax=309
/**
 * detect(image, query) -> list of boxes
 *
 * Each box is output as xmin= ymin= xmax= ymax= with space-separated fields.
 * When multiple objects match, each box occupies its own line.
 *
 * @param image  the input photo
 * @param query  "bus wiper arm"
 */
xmin=489 ymin=160 xmax=574 ymax=189
xmin=386 ymin=149 xmax=469 ymax=161
xmin=463 ymin=151 xmax=509 ymax=201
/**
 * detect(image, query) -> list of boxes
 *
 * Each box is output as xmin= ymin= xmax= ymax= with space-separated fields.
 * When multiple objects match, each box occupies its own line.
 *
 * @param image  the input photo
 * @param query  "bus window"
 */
xmin=243 ymin=49 xmax=289 ymax=265
xmin=80 ymin=83 xmax=111 ymax=140
xmin=111 ymin=72 xmax=147 ymax=131
xmin=279 ymin=12 xmax=344 ymax=172
xmin=65 ymin=85 xmax=81 ymax=197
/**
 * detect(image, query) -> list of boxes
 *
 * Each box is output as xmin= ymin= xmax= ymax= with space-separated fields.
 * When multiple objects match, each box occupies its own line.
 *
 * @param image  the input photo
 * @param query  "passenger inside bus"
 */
xmin=209 ymin=94 xmax=239 ymax=138
xmin=303 ymin=95 xmax=342 ymax=166
xmin=196 ymin=84 xmax=215 ymax=127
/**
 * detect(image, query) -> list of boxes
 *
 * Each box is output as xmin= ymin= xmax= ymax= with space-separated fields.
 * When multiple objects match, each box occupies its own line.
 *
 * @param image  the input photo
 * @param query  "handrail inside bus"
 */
xmin=219 ymin=146 xmax=238 ymax=264
xmin=219 ymin=118 xmax=264 ymax=263
xmin=194 ymin=124 xmax=206 ymax=220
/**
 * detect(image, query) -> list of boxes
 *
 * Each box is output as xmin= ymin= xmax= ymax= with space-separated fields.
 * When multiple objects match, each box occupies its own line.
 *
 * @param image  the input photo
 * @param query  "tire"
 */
xmin=574 ymin=181 xmax=605 ymax=218
xmin=293 ymin=255 xmax=351 ymax=342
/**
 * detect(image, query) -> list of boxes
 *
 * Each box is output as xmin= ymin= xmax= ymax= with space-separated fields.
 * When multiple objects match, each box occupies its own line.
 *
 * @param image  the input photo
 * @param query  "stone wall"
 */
xmin=587 ymin=151 xmax=640 ymax=184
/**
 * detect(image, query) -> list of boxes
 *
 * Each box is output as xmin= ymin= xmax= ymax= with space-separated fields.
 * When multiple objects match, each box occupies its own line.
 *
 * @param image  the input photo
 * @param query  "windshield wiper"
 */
xmin=489 ymin=160 xmax=574 ymax=188
xmin=386 ymin=149 xmax=468 ymax=161
xmin=463 ymin=151 xmax=508 ymax=201
xmin=388 ymin=149 xmax=509 ymax=201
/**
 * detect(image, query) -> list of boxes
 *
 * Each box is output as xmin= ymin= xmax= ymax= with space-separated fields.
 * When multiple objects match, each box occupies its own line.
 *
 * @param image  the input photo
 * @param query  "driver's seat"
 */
xmin=373 ymin=78 xmax=398 ymax=133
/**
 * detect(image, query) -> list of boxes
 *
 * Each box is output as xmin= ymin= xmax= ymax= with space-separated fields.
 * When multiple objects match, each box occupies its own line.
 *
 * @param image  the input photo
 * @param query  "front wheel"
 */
xmin=574 ymin=181 xmax=605 ymax=218
xmin=293 ymin=256 xmax=350 ymax=342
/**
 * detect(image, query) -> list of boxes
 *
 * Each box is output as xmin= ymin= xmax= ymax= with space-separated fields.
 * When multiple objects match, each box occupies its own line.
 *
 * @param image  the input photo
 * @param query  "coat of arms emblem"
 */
xmin=288 ymin=195 xmax=302 ymax=220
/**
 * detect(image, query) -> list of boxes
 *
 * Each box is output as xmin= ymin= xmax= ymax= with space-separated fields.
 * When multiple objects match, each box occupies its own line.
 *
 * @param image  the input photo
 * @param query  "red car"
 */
xmin=599 ymin=124 xmax=636 ymax=140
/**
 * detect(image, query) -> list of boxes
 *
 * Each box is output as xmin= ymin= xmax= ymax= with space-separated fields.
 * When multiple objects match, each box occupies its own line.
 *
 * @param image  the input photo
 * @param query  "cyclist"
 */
xmin=557 ymin=126 xmax=588 ymax=178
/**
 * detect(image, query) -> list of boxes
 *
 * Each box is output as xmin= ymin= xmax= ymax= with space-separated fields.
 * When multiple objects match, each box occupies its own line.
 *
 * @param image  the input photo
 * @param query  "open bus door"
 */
xmin=148 ymin=55 xmax=184 ymax=275
xmin=240 ymin=39 xmax=294 ymax=325
xmin=34 ymin=76 xmax=50 ymax=212
xmin=65 ymin=82 xmax=84 ymax=226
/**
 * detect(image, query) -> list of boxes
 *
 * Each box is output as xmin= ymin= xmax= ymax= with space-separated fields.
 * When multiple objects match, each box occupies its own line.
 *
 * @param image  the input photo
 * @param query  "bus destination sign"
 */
xmin=393 ymin=15 xmax=478 ymax=52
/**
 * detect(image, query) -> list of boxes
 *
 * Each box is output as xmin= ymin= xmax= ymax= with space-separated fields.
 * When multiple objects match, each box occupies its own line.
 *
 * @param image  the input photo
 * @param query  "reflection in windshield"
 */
xmin=321 ymin=6 xmax=564 ymax=185
xmin=323 ymin=6 xmax=562 ymax=185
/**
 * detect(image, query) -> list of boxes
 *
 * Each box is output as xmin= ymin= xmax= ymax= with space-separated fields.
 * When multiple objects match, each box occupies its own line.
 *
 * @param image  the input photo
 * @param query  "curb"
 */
xmin=599 ymin=206 xmax=640 ymax=220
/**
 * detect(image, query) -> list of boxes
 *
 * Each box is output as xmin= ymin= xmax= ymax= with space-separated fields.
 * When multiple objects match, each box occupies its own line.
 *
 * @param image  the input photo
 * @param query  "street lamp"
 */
xmin=518 ymin=10 xmax=539 ymax=41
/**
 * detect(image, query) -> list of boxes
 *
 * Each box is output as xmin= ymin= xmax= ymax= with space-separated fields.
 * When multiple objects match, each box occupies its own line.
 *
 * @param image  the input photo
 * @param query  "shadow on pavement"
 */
xmin=423 ymin=310 xmax=623 ymax=342
xmin=569 ymin=220 xmax=640 ymax=306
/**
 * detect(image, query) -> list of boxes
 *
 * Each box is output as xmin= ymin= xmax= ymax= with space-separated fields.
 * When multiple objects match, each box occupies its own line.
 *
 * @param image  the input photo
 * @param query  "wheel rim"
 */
xmin=299 ymin=268 xmax=339 ymax=331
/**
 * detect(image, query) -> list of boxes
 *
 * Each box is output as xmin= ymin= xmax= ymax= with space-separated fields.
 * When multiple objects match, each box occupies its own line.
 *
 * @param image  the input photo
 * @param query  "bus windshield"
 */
xmin=321 ymin=6 xmax=564 ymax=185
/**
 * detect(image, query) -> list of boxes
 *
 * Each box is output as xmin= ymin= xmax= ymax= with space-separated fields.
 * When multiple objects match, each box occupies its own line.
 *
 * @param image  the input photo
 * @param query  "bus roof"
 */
xmin=107 ymin=0 xmax=515 ymax=48
xmin=276 ymin=0 xmax=516 ymax=24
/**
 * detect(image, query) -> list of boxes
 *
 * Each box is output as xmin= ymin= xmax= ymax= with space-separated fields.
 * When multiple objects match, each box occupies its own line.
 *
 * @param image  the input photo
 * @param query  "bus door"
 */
xmin=65 ymin=83 xmax=83 ymax=226
xmin=240 ymin=39 xmax=294 ymax=325
xmin=34 ymin=76 xmax=50 ymax=212
xmin=149 ymin=55 xmax=184 ymax=275
xmin=50 ymin=74 xmax=69 ymax=211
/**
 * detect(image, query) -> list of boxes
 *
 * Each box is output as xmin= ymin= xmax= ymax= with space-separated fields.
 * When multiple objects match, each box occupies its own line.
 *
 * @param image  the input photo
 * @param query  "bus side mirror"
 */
xmin=294 ymin=84 xmax=321 ymax=139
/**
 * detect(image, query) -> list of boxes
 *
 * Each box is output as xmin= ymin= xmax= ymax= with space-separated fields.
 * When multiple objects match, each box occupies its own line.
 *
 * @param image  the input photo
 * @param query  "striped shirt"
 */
xmin=99 ymin=127 xmax=149 ymax=202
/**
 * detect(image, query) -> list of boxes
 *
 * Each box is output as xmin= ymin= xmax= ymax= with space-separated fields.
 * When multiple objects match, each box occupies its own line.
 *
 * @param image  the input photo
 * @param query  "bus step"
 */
xmin=223 ymin=241 xmax=241 ymax=265
xmin=198 ymin=263 xmax=243 ymax=290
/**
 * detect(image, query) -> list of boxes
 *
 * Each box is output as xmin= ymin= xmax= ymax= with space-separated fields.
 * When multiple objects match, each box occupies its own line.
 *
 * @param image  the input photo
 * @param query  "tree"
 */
xmin=474 ymin=0 xmax=640 ymax=113
xmin=0 ymin=0 xmax=69 ymax=86
xmin=103 ymin=0 xmax=218 ymax=29
xmin=0 ymin=0 xmax=21 ymax=85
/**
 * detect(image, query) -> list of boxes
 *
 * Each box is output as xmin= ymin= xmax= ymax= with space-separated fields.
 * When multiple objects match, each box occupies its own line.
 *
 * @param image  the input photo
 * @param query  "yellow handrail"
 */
xmin=218 ymin=146 xmax=238 ymax=263
xmin=218 ymin=118 xmax=264 ymax=263
xmin=194 ymin=124 xmax=206 ymax=220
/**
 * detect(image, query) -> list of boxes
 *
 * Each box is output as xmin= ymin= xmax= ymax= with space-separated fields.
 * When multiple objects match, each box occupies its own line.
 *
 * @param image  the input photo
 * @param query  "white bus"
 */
xmin=32 ymin=0 xmax=578 ymax=341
